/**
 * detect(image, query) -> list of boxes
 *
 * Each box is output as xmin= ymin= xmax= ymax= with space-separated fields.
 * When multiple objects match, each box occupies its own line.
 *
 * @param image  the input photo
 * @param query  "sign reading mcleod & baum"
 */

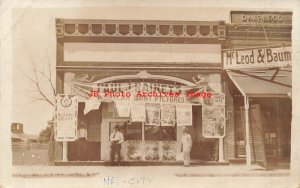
xmin=55 ymin=95 xmax=78 ymax=141
xmin=222 ymin=45 xmax=291 ymax=70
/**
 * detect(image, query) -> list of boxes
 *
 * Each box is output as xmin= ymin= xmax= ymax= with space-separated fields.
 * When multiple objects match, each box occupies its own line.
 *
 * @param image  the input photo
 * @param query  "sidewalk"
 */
xmin=12 ymin=164 xmax=289 ymax=178
xmin=8 ymin=165 xmax=297 ymax=188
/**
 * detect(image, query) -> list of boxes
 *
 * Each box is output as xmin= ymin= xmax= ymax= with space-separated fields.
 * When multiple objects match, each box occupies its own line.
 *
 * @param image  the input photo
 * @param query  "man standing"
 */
xmin=77 ymin=121 xmax=88 ymax=161
xmin=181 ymin=127 xmax=193 ymax=167
xmin=110 ymin=124 xmax=124 ymax=166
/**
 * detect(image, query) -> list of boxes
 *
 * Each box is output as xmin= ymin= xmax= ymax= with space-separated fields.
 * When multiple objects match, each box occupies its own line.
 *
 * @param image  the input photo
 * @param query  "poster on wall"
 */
xmin=131 ymin=102 xmax=146 ymax=122
xmin=55 ymin=94 xmax=78 ymax=141
xmin=146 ymin=103 xmax=160 ymax=126
xmin=161 ymin=104 xmax=176 ymax=126
xmin=113 ymin=101 xmax=131 ymax=117
xmin=202 ymin=93 xmax=226 ymax=138
xmin=176 ymin=104 xmax=192 ymax=126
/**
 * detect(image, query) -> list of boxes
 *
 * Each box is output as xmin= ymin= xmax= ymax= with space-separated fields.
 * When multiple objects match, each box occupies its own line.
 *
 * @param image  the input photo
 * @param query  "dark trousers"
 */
xmin=77 ymin=138 xmax=87 ymax=161
xmin=110 ymin=142 xmax=121 ymax=165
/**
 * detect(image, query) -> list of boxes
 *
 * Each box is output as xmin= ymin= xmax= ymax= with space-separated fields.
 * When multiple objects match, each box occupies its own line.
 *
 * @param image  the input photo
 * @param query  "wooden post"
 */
xmin=218 ymin=138 xmax=225 ymax=162
xmin=244 ymin=96 xmax=251 ymax=167
xmin=142 ymin=122 xmax=145 ymax=161
xmin=62 ymin=141 xmax=68 ymax=162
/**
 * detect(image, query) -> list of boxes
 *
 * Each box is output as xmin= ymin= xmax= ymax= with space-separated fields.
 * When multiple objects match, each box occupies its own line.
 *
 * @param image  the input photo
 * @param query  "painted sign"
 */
xmin=223 ymin=46 xmax=291 ymax=70
xmin=230 ymin=11 xmax=292 ymax=25
xmin=55 ymin=95 xmax=78 ymax=141
xmin=202 ymin=93 xmax=226 ymax=138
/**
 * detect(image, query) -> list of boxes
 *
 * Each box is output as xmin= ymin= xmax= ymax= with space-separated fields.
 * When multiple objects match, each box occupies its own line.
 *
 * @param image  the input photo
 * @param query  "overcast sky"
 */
xmin=11 ymin=1 xmax=294 ymax=135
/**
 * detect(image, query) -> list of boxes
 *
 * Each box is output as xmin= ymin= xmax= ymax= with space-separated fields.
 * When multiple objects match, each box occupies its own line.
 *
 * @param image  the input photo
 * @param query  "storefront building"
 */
xmin=224 ymin=11 xmax=292 ymax=167
xmin=53 ymin=11 xmax=292 ymax=167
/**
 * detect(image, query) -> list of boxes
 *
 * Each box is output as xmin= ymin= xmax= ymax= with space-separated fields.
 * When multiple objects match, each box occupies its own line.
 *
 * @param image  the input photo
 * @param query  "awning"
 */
xmin=227 ymin=69 xmax=292 ymax=98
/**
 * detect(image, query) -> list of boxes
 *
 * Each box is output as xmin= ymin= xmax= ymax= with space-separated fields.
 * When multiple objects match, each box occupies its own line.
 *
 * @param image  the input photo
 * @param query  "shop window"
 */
xmin=126 ymin=122 xmax=142 ymax=140
xmin=144 ymin=125 xmax=176 ymax=141
xmin=109 ymin=122 xmax=142 ymax=141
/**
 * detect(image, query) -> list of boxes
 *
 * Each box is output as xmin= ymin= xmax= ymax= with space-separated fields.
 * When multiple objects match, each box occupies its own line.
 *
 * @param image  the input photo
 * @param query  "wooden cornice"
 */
xmin=55 ymin=18 xmax=226 ymax=42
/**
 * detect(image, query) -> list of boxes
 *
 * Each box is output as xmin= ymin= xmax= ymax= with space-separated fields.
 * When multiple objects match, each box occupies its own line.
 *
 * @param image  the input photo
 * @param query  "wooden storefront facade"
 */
xmin=54 ymin=11 xmax=292 ymax=167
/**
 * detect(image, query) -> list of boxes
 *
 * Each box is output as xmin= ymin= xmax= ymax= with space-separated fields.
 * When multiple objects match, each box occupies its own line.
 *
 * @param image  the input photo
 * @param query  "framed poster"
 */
xmin=55 ymin=94 xmax=78 ymax=141
xmin=202 ymin=93 xmax=226 ymax=138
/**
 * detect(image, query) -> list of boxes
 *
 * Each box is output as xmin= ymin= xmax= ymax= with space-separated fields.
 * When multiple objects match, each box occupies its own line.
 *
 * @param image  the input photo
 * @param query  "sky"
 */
xmin=10 ymin=1 xmax=294 ymax=135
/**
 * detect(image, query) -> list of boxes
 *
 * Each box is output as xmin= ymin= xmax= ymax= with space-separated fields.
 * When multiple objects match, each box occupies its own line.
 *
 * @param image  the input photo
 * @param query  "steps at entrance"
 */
xmin=54 ymin=160 xmax=229 ymax=166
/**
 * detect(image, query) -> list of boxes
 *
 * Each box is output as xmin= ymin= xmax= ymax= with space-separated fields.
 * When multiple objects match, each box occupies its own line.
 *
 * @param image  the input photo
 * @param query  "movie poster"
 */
xmin=176 ymin=104 xmax=192 ymax=126
xmin=202 ymin=93 xmax=226 ymax=138
xmin=131 ymin=102 xmax=146 ymax=122
xmin=113 ymin=101 xmax=131 ymax=117
xmin=161 ymin=104 xmax=176 ymax=126
xmin=146 ymin=103 xmax=160 ymax=126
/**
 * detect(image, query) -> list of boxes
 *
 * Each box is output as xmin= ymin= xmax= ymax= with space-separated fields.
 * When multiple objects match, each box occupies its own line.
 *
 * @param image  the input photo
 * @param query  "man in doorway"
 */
xmin=77 ymin=121 xmax=88 ymax=161
xmin=181 ymin=127 xmax=193 ymax=167
xmin=110 ymin=124 xmax=124 ymax=166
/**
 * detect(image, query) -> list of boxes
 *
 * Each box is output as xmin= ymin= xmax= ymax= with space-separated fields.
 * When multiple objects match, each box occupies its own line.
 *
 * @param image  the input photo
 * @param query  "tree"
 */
xmin=24 ymin=53 xmax=56 ymax=145
xmin=25 ymin=53 xmax=56 ymax=107
xmin=38 ymin=126 xmax=53 ymax=143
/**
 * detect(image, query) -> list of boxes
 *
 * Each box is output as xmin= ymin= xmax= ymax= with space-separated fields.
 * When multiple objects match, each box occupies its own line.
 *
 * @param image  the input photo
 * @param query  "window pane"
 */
xmin=159 ymin=126 xmax=176 ymax=141
xmin=145 ymin=125 xmax=176 ymax=141
xmin=126 ymin=122 xmax=142 ymax=140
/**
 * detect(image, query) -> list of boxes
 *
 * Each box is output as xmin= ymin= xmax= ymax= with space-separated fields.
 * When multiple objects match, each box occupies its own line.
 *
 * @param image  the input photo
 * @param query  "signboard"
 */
xmin=55 ymin=95 xmax=78 ymax=141
xmin=222 ymin=46 xmax=291 ymax=70
xmin=69 ymin=81 xmax=207 ymax=105
xmin=202 ymin=93 xmax=226 ymax=138
xmin=230 ymin=11 xmax=292 ymax=25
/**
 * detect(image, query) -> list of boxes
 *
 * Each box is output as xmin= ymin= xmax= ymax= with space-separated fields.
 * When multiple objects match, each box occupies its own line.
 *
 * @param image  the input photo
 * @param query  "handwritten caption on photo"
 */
xmin=103 ymin=176 xmax=154 ymax=186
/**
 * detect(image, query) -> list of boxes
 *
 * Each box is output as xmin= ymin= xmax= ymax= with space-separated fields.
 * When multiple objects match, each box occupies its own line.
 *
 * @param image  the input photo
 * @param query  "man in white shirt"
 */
xmin=110 ymin=124 xmax=124 ymax=166
xmin=181 ymin=127 xmax=193 ymax=167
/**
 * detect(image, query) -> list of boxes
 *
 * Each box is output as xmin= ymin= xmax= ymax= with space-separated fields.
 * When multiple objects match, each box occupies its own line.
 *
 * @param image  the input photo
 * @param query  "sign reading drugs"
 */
xmin=55 ymin=95 xmax=78 ymax=141
xmin=223 ymin=46 xmax=291 ymax=69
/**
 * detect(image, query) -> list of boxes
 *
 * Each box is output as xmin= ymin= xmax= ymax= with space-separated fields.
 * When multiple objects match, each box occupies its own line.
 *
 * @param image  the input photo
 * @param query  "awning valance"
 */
xmin=227 ymin=69 xmax=292 ymax=98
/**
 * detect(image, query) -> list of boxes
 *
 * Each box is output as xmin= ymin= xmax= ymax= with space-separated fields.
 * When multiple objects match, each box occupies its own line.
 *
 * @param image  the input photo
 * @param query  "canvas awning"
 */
xmin=227 ymin=68 xmax=292 ymax=167
xmin=227 ymin=68 xmax=292 ymax=98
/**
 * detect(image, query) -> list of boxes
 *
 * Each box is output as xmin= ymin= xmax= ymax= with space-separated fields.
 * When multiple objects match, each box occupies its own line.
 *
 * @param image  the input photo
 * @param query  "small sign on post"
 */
xmin=55 ymin=94 xmax=78 ymax=141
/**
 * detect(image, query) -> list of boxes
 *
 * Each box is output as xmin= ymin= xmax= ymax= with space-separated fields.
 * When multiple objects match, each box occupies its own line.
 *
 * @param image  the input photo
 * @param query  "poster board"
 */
xmin=202 ymin=93 xmax=226 ymax=138
xmin=55 ymin=95 xmax=78 ymax=141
